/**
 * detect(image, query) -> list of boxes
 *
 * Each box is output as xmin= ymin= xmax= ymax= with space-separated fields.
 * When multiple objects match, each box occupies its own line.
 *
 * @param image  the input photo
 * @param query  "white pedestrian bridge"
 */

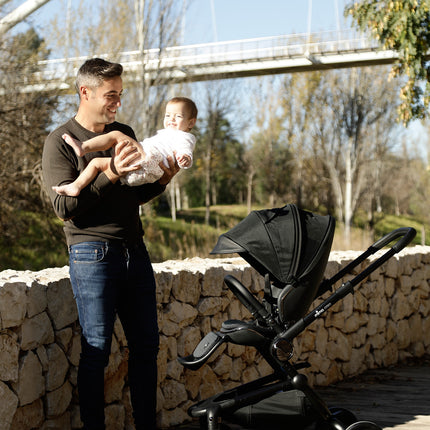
xmin=29 ymin=29 xmax=398 ymax=93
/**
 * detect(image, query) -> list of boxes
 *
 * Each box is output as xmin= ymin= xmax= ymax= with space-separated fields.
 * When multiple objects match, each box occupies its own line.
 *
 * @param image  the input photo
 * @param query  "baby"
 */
xmin=53 ymin=97 xmax=197 ymax=196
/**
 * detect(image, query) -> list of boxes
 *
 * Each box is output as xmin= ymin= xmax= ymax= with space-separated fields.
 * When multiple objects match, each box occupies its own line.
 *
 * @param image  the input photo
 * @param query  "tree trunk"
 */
xmin=246 ymin=168 xmax=254 ymax=214
xmin=344 ymin=137 xmax=353 ymax=248
xmin=169 ymin=179 xmax=176 ymax=222
xmin=175 ymin=180 xmax=181 ymax=211
xmin=205 ymin=149 xmax=211 ymax=225
xmin=0 ymin=0 xmax=51 ymax=36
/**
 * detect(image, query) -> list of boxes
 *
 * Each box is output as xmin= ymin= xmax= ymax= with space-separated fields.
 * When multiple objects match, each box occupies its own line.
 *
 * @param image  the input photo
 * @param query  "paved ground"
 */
xmin=319 ymin=356 xmax=430 ymax=429
xmin=172 ymin=356 xmax=430 ymax=429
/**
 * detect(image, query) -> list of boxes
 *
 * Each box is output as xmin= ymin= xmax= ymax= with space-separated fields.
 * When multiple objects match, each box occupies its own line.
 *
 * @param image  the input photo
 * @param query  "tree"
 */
xmin=0 ymin=28 xmax=60 ymax=248
xmin=0 ymin=0 xmax=51 ymax=36
xmin=184 ymin=82 xmax=246 ymax=223
xmin=310 ymin=66 xmax=402 ymax=245
xmin=346 ymin=0 xmax=430 ymax=125
xmin=127 ymin=0 xmax=187 ymax=138
xmin=281 ymin=72 xmax=324 ymax=209
xmin=246 ymin=78 xmax=293 ymax=208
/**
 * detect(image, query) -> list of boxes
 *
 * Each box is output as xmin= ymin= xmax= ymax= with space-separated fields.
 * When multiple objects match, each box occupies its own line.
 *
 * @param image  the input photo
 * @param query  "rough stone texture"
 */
xmin=0 ymin=247 xmax=429 ymax=429
xmin=0 ymin=333 xmax=19 ymax=382
xmin=0 ymin=380 xmax=18 ymax=430
xmin=11 ymin=351 xmax=45 ymax=406
xmin=0 ymin=282 xmax=27 ymax=328
xmin=21 ymin=312 xmax=54 ymax=351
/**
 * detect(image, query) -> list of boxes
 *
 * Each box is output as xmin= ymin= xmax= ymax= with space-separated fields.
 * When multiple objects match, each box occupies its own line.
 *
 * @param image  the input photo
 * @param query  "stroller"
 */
xmin=178 ymin=204 xmax=416 ymax=430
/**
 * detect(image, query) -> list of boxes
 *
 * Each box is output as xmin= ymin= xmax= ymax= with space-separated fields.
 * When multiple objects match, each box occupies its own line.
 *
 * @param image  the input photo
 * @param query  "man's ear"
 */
xmin=80 ymin=86 xmax=90 ymax=100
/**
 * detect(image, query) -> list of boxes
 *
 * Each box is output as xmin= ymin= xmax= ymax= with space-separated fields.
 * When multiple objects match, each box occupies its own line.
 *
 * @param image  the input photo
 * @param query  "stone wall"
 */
xmin=0 ymin=246 xmax=429 ymax=429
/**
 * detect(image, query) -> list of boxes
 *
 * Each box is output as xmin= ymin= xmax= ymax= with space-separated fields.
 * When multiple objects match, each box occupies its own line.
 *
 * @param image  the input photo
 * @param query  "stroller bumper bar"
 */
xmin=178 ymin=320 xmax=278 ymax=371
xmin=178 ymin=331 xmax=225 ymax=371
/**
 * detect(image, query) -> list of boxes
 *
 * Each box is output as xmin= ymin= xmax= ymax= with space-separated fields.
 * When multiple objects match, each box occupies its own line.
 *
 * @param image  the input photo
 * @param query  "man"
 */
xmin=42 ymin=58 xmax=179 ymax=430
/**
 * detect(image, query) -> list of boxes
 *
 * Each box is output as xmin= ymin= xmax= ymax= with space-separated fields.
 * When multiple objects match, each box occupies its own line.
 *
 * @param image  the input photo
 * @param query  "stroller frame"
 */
xmin=178 ymin=204 xmax=416 ymax=430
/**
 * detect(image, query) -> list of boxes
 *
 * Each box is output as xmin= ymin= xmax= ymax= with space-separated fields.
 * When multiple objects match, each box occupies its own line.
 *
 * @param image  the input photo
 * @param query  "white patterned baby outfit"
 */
xmin=122 ymin=129 xmax=196 ymax=186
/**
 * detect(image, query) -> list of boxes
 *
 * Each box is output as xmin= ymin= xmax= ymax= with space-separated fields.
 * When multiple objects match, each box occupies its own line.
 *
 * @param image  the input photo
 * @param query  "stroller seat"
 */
xmin=178 ymin=204 xmax=416 ymax=430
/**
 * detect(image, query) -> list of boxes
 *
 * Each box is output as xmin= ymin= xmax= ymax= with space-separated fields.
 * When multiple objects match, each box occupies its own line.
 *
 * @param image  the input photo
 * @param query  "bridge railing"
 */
xmin=35 ymin=29 xmax=378 ymax=81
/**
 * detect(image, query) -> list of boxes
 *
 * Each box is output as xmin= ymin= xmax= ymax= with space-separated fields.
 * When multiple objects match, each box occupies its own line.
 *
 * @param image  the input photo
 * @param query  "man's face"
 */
xmin=86 ymin=76 xmax=123 ymax=126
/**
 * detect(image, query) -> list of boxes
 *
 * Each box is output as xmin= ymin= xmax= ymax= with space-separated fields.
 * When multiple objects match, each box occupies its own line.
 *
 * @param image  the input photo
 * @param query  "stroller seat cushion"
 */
xmin=221 ymin=320 xmax=274 ymax=346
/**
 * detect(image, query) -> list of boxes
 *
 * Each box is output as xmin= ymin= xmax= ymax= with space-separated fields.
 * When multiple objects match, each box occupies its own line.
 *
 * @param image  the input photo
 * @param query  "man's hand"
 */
xmin=158 ymin=155 xmax=180 ymax=185
xmin=105 ymin=140 xmax=141 ymax=182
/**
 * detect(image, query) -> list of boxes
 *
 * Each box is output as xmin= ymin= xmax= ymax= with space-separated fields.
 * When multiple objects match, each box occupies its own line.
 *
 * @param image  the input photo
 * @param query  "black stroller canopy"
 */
xmin=211 ymin=204 xmax=335 ymax=288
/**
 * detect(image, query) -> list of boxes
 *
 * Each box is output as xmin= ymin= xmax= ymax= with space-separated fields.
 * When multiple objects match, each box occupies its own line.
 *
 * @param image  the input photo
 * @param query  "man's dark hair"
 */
xmin=75 ymin=58 xmax=123 ymax=93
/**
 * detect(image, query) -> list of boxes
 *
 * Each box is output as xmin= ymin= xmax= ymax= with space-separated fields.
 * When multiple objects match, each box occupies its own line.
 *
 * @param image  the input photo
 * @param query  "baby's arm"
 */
xmin=171 ymin=132 xmax=195 ymax=169
xmin=174 ymin=140 xmax=194 ymax=169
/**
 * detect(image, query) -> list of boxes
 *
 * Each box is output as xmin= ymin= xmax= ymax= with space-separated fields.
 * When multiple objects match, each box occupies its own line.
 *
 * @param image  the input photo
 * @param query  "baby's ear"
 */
xmin=188 ymin=118 xmax=196 ymax=130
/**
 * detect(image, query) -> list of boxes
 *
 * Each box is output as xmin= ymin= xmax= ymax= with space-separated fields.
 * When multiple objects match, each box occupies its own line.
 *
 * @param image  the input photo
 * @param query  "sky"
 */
xmin=184 ymin=0 xmax=348 ymax=44
xmin=4 ymin=0 xmax=352 ymax=56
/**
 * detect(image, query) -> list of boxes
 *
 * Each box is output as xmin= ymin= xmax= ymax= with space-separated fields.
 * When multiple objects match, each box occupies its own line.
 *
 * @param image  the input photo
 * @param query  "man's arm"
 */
xmin=42 ymin=131 xmax=140 ymax=221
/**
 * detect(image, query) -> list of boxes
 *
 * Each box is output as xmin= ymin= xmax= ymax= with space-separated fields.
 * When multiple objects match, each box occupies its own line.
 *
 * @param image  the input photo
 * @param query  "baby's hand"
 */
xmin=177 ymin=154 xmax=192 ymax=168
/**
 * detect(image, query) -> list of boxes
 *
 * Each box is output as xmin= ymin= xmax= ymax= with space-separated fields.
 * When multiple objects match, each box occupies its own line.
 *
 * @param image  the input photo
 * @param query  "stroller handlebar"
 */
xmin=272 ymin=226 xmax=417 ymax=348
xmin=370 ymin=227 xmax=416 ymax=253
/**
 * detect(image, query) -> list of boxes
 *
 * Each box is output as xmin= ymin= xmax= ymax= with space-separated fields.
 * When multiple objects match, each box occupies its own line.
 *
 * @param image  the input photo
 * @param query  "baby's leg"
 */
xmin=62 ymin=134 xmax=86 ymax=157
xmin=62 ymin=130 xmax=130 ymax=157
xmin=52 ymin=157 xmax=110 ymax=196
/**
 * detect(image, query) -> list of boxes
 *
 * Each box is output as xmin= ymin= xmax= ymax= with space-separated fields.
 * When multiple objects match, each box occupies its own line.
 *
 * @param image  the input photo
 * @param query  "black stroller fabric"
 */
xmin=211 ymin=204 xmax=335 ymax=321
xmin=224 ymin=390 xmax=318 ymax=429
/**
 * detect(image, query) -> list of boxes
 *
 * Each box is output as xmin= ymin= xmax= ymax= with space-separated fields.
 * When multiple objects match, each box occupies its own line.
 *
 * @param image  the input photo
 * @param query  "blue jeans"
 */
xmin=69 ymin=241 xmax=159 ymax=430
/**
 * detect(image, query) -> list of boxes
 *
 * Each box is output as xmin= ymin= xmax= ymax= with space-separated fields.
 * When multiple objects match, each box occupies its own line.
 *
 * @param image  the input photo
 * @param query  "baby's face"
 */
xmin=164 ymin=102 xmax=195 ymax=131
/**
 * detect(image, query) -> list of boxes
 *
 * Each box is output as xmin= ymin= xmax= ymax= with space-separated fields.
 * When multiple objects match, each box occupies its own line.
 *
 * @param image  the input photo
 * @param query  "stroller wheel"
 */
xmin=315 ymin=407 xmax=357 ymax=429
xmin=329 ymin=407 xmax=357 ymax=426
xmin=346 ymin=421 xmax=382 ymax=430
xmin=198 ymin=416 xmax=232 ymax=430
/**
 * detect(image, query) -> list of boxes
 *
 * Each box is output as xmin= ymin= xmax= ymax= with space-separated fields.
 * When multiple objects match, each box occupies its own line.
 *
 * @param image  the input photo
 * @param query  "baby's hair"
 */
xmin=75 ymin=58 xmax=123 ymax=93
xmin=168 ymin=97 xmax=198 ymax=119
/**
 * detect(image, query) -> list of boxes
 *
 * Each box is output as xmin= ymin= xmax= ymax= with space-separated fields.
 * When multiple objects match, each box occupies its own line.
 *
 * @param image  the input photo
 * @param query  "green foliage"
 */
xmin=142 ymin=215 xmax=220 ymax=262
xmin=0 ymin=212 xmax=68 ymax=271
xmin=0 ymin=205 xmax=252 ymax=271
xmin=142 ymin=205 xmax=253 ymax=262
xmin=0 ymin=28 xmax=60 ymax=253
xmin=1 ymin=205 xmax=426 ymax=271
xmin=373 ymin=214 xmax=429 ymax=246
xmin=346 ymin=0 xmax=430 ymax=124
xmin=184 ymin=109 xmax=247 ymax=207
xmin=354 ymin=209 xmax=429 ymax=246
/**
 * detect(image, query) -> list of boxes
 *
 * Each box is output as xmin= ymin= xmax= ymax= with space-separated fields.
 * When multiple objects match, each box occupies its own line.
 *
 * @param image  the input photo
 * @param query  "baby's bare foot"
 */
xmin=62 ymin=133 xmax=85 ymax=157
xmin=52 ymin=183 xmax=81 ymax=197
